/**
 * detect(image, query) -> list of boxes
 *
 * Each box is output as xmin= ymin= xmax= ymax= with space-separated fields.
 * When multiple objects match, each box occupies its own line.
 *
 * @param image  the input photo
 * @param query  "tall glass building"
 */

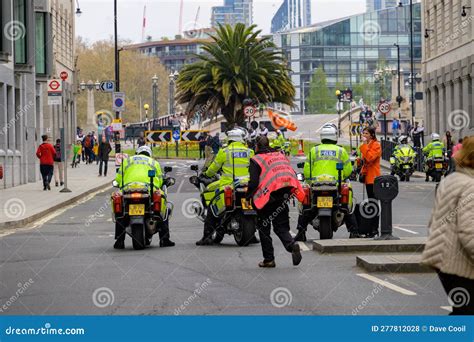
xmin=272 ymin=3 xmax=422 ymax=114
xmin=211 ymin=0 xmax=253 ymax=27
xmin=271 ymin=0 xmax=312 ymax=33
xmin=366 ymin=0 xmax=409 ymax=12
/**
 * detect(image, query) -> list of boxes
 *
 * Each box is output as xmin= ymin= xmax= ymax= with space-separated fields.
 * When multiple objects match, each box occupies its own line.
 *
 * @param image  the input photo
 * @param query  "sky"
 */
xmin=76 ymin=0 xmax=366 ymax=43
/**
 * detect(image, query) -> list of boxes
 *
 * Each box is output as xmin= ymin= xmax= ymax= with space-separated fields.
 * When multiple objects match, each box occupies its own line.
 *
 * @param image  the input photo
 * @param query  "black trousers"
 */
xmin=39 ymin=164 xmax=53 ymax=187
xmin=365 ymin=184 xmax=379 ymax=234
xmin=199 ymin=145 xmax=206 ymax=159
xmin=115 ymin=218 xmax=171 ymax=242
xmin=257 ymin=200 xmax=294 ymax=262
xmin=99 ymin=159 xmax=108 ymax=176
xmin=438 ymin=271 xmax=474 ymax=315
xmin=296 ymin=210 xmax=359 ymax=234
xmin=202 ymin=209 xmax=220 ymax=239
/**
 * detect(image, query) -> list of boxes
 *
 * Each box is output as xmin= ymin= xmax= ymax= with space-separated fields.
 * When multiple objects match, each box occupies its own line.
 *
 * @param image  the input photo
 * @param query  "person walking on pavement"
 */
xmin=359 ymin=127 xmax=382 ymax=237
xmin=444 ymin=131 xmax=455 ymax=174
xmin=259 ymin=122 xmax=269 ymax=137
xmin=137 ymin=132 xmax=146 ymax=147
xmin=422 ymin=136 xmax=474 ymax=315
xmin=98 ymin=136 xmax=112 ymax=177
xmin=36 ymin=135 xmax=56 ymax=191
xmin=53 ymin=139 xmax=64 ymax=187
xmin=198 ymin=132 xmax=207 ymax=159
xmin=246 ymin=136 xmax=304 ymax=268
xmin=412 ymin=122 xmax=424 ymax=148
xmin=77 ymin=129 xmax=85 ymax=163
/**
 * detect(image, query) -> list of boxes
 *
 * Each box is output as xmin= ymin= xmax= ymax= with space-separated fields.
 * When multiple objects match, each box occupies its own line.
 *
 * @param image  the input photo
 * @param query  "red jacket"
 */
xmin=360 ymin=139 xmax=381 ymax=185
xmin=36 ymin=143 xmax=56 ymax=165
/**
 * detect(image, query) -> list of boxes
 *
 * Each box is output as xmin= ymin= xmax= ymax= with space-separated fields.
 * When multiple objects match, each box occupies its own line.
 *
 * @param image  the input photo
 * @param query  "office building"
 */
xmin=271 ymin=0 xmax=312 ymax=33
xmin=211 ymin=0 xmax=253 ymax=27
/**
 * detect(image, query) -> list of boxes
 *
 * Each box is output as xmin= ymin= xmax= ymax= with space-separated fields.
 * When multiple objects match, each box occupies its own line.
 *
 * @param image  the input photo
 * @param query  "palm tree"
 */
xmin=175 ymin=23 xmax=295 ymax=127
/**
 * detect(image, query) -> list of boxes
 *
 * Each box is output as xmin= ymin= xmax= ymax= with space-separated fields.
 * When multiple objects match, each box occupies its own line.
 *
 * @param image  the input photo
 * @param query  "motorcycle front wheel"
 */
xmin=319 ymin=216 xmax=333 ymax=240
xmin=131 ymin=223 xmax=146 ymax=250
xmin=234 ymin=215 xmax=256 ymax=247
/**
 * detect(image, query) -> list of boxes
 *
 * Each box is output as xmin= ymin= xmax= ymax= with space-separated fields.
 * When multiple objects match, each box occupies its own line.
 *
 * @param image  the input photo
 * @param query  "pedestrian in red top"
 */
xmin=36 ymin=135 xmax=56 ymax=190
xmin=359 ymin=127 xmax=382 ymax=237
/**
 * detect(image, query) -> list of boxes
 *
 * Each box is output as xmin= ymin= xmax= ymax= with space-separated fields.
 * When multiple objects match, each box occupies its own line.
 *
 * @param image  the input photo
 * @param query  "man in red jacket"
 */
xmin=36 ymin=135 xmax=56 ymax=190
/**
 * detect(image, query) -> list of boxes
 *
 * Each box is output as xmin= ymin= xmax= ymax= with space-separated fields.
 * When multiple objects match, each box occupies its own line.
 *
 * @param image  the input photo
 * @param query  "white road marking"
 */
xmin=393 ymin=226 xmax=419 ymax=235
xmin=440 ymin=306 xmax=453 ymax=312
xmin=357 ymin=273 xmax=417 ymax=296
xmin=177 ymin=179 xmax=185 ymax=193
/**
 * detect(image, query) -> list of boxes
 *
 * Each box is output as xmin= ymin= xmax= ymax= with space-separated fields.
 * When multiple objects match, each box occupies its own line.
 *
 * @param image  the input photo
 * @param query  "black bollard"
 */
xmin=373 ymin=175 xmax=400 ymax=240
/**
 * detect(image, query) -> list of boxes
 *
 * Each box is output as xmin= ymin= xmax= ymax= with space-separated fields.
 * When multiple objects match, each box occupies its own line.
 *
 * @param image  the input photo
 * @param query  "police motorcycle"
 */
xmin=111 ymin=167 xmax=175 ymax=250
xmin=297 ymin=161 xmax=354 ymax=240
xmin=189 ymin=164 xmax=257 ymax=246
xmin=389 ymin=136 xmax=417 ymax=182
xmin=424 ymin=153 xmax=449 ymax=182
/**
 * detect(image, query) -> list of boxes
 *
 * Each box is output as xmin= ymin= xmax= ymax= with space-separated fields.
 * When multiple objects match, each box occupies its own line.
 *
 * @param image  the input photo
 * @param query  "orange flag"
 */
xmin=268 ymin=110 xmax=297 ymax=131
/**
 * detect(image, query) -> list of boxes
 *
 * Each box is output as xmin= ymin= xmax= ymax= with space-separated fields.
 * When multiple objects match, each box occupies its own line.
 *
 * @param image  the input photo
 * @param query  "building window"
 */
xmin=35 ymin=13 xmax=46 ymax=74
xmin=14 ymin=0 xmax=27 ymax=64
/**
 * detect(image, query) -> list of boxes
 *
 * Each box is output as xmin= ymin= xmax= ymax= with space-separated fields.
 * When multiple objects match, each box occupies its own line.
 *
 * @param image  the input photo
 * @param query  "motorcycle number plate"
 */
xmin=435 ymin=163 xmax=443 ymax=169
xmin=403 ymin=165 xmax=410 ymax=169
xmin=129 ymin=204 xmax=145 ymax=216
xmin=241 ymin=199 xmax=253 ymax=210
xmin=317 ymin=197 xmax=333 ymax=208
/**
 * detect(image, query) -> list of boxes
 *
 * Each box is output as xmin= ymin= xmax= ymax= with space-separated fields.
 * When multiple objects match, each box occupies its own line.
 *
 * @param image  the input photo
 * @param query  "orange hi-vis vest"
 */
xmin=252 ymin=152 xmax=305 ymax=209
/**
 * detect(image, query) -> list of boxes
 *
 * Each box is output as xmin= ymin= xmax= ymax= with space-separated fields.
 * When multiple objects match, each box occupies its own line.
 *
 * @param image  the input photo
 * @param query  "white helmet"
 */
xmin=136 ymin=145 xmax=152 ymax=157
xmin=398 ymin=135 xmax=408 ymax=144
xmin=431 ymin=133 xmax=440 ymax=141
xmin=226 ymin=129 xmax=244 ymax=143
xmin=320 ymin=123 xmax=338 ymax=143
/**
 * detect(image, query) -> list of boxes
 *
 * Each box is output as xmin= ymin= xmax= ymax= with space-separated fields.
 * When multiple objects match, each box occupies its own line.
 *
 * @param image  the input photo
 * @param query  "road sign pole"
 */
xmin=60 ymin=79 xmax=71 ymax=193
xmin=175 ymin=141 xmax=179 ymax=157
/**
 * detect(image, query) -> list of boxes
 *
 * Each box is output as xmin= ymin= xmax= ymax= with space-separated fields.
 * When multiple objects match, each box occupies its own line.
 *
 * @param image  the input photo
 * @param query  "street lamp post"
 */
xmin=144 ymin=103 xmax=149 ymax=122
xmin=152 ymin=74 xmax=158 ymax=120
xmin=393 ymin=43 xmax=403 ymax=119
xmin=335 ymin=89 xmax=342 ymax=136
xmin=168 ymin=71 xmax=179 ymax=115
xmin=113 ymin=0 xmax=121 ymax=159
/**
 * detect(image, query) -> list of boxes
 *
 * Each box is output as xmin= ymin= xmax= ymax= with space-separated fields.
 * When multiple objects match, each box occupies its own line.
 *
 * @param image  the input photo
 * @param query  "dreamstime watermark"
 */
xmin=359 ymin=21 xmax=381 ymax=42
xmin=1 ymin=101 xmax=34 ymax=136
xmin=4 ymin=323 xmax=85 ymax=336
xmin=359 ymin=198 xmax=380 ymax=219
xmin=352 ymin=282 xmax=384 ymax=315
xmin=448 ymin=287 xmax=470 ymax=308
xmin=182 ymin=21 xmax=205 ymax=41
xmin=0 ymin=278 xmax=34 ymax=313
xmin=447 ymin=109 xmax=470 ymax=130
xmin=3 ymin=198 xmax=27 ymax=219
xmin=97 ymin=110 xmax=114 ymax=127
xmin=440 ymin=193 xmax=474 ymax=226
xmin=270 ymin=287 xmax=292 ymax=308
xmin=3 ymin=20 xmax=26 ymax=41
xmin=92 ymin=287 xmax=115 ymax=308
xmin=181 ymin=198 xmax=204 ymax=219
xmin=174 ymin=279 xmax=212 ymax=315
xmin=439 ymin=15 xmax=473 ymax=50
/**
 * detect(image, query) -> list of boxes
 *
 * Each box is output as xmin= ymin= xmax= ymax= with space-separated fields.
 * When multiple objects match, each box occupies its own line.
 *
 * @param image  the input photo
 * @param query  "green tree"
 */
xmin=307 ymin=67 xmax=334 ymax=114
xmin=175 ymin=23 xmax=295 ymax=127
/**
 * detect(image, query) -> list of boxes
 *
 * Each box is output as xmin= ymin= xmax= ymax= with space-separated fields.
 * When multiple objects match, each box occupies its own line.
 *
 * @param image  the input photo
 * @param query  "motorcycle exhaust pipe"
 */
xmin=335 ymin=212 xmax=344 ymax=225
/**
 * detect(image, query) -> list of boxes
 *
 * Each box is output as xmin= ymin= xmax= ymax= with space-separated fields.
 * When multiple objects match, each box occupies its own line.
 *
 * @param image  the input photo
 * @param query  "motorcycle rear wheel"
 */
xmin=131 ymin=223 xmax=146 ymax=250
xmin=319 ymin=216 xmax=333 ymax=240
xmin=234 ymin=215 xmax=256 ymax=247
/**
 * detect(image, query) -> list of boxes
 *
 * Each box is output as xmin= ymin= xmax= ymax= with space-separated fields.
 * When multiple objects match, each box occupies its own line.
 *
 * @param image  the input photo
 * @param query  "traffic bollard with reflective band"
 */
xmin=373 ymin=175 xmax=400 ymax=240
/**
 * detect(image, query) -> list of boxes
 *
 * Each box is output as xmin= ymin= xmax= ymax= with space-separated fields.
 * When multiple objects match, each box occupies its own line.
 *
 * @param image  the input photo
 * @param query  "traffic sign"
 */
xmin=181 ymin=130 xmax=206 ymax=142
xmin=100 ymin=80 xmax=115 ymax=93
xmin=378 ymin=102 xmax=391 ymax=116
xmin=115 ymin=153 xmax=128 ymax=167
xmin=60 ymin=71 xmax=68 ymax=81
xmin=172 ymin=128 xmax=181 ymax=142
xmin=112 ymin=92 xmax=125 ymax=112
xmin=47 ymin=79 xmax=62 ymax=93
xmin=350 ymin=123 xmax=362 ymax=135
xmin=145 ymin=130 xmax=172 ymax=143
xmin=244 ymin=105 xmax=256 ymax=118
xmin=112 ymin=118 xmax=123 ymax=132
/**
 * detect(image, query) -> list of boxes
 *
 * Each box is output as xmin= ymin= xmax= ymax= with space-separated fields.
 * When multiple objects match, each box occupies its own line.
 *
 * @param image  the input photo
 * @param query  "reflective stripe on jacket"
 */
xmin=252 ymin=152 xmax=304 ymax=209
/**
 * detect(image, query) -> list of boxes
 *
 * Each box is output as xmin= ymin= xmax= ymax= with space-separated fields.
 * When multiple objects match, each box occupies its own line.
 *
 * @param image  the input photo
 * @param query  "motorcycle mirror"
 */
xmin=297 ymin=162 xmax=304 ymax=169
xmin=112 ymin=180 xmax=119 ymax=188
xmin=336 ymin=162 xmax=344 ymax=171
xmin=164 ymin=166 xmax=172 ymax=173
xmin=189 ymin=175 xmax=199 ymax=185
xmin=190 ymin=165 xmax=199 ymax=171
xmin=148 ymin=169 xmax=156 ymax=178
xmin=167 ymin=177 xmax=176 ymax=187
xmin=297 ymin=173 xmax=304 ymax=181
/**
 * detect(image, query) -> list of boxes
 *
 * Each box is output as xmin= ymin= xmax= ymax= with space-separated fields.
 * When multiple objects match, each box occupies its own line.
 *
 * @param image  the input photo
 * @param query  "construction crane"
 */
xmin=194 ymin=6 xmax=200 ymax=30
xmin=179 ymin=0 xmax=184 ymax=34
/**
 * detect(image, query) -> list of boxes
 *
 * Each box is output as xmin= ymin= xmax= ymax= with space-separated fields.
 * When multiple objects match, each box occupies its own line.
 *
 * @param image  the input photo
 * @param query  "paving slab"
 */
xmin=312 ymin=237 xmax=426 ymax=254
xmin=356 ymin=254 xmax=434 ymax=273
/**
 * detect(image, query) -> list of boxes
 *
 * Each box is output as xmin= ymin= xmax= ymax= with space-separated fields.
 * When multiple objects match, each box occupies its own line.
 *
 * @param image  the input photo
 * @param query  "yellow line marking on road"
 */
xmin=357 ymin=273 xmax=417 ymax=296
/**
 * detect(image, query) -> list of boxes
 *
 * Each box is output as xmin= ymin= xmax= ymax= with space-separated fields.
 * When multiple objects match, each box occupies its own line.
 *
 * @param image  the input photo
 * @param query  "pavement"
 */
xmin=0 ymin=156 xmax=450 ymax=316
xmin=0 ymin=161 xmax=115 ymax=230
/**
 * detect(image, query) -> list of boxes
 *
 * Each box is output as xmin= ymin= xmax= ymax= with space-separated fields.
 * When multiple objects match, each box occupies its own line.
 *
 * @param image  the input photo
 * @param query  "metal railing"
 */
xmin=380 ymin=139 xmax=425 ymax=172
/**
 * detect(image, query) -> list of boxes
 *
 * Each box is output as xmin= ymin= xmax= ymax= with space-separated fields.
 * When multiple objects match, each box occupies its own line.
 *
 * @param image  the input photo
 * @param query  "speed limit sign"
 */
xmin=378 ymin=102 xmax=391 ymax=116
xmin=244 ymin=105 xmax=256 ymax=118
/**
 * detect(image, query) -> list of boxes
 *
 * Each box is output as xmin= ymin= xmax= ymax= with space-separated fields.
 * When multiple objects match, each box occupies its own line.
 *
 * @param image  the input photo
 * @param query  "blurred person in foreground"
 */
xmin=422 ymin=136 xmax=474 ymax=315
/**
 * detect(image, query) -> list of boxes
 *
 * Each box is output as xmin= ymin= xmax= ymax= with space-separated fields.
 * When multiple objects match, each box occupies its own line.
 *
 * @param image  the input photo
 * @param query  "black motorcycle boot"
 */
xmin=160 ymin=238 xmax=175 ymax=247
xmin=114 ymin=236 xmax=125 ymax=249
xmin=258 ymin=260 xmax=276 ymax=268
xmin=291 ymin=243 xmax=302 ymax=266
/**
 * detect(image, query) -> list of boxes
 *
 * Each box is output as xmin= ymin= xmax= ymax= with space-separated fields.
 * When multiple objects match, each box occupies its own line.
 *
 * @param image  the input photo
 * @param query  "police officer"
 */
xmin=247 ymin=136 xmax=304 ymax=267
xmin=270 ymin=130 xmax=286 ymax=150
xmin=423 ymin=133 xmax=445 ymax=181
xmin=295 ymin=124 xmax=359 ymax=241
xmin=196 ymin=129 xmax=256 ymax=245
xmin=114 ymin=145 xmax=175 ymax=249
xmin=391 ymin=135 xmax=416 ymax=176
